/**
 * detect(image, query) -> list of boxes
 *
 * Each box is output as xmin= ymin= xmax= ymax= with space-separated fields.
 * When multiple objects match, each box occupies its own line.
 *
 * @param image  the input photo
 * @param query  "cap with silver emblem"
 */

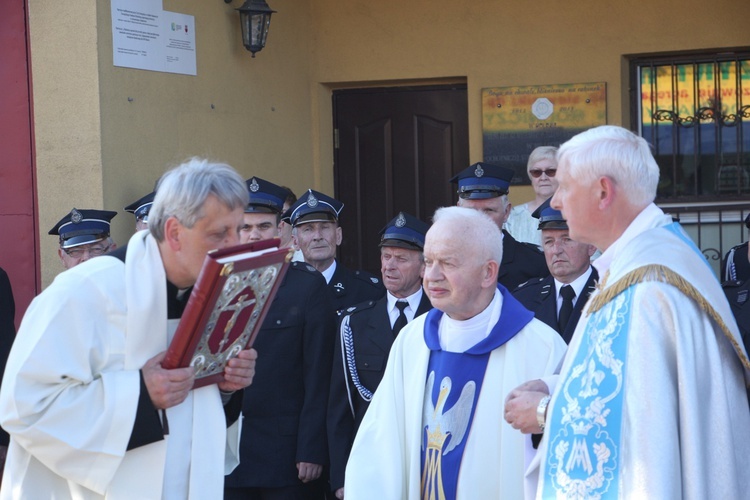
xmin=287 ymin=189 xmax=344 ymax=227
xmin=244 ymin=176 xmax=289 ymax=214
xmin=449 ymin=162 xmax=514 ymax=199
xmin=379 ymin=212 xmax=429 ymax=251
xmin=124 ymin=191 xmax=156 ymax=221
xmin=49 ymin=208 xmax=117 ymax=248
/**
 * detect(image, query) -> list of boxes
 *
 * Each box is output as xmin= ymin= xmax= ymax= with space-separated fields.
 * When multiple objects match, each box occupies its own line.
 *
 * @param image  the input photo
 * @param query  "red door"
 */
xmin=0 ymin=0 xmax=38 ymax=325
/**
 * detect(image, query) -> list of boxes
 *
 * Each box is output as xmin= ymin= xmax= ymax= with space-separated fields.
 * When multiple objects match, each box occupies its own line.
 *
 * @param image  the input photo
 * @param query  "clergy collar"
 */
xmin=424 ymin=286 xmax=533 ymax=354
xmin=438 ymin=289 xmax=502 ymax=353
xmin=593 ymin=203 xmax=666 ymax=278
xmin=166 ymin=280 xmax=193 ymax=320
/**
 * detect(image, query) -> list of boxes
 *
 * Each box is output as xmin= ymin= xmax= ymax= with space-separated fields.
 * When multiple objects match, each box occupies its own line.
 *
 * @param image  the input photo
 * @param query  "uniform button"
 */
xmin=276 ymin=320 xmax=282 ymax=325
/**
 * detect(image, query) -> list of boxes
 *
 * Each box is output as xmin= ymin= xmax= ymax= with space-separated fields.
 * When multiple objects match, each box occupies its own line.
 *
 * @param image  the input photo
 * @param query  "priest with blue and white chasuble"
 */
xmin=525 ymin=126 xmax=750 ymax=499
xmin=345 ymin=206 xmax=566 ymax=499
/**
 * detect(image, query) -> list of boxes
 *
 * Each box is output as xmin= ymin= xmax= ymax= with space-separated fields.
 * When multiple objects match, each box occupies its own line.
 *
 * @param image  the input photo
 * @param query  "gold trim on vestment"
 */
xmin=586 ymin=264 xmax=750 ymax=381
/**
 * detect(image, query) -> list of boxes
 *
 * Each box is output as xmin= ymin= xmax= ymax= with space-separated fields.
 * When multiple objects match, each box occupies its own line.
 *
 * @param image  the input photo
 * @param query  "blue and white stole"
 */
xmin=421 ymin=286 xmax=532 ymax=500
xmin=541 ymin=220 xmax=724 ymax=498
xmin=541 ymin=284 xmax=633 ymax=499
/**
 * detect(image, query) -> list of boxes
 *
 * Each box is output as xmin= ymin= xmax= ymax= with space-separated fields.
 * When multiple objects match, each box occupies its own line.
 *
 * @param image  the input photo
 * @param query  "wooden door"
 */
xmin=333 ymin=85 xmax=468 ymax=275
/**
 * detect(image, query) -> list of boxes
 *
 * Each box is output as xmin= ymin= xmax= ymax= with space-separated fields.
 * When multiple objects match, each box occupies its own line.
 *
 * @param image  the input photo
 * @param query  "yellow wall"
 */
xmin=28 ymin=0 xmax=750 ymax=285
xmin=29 ymin=1 xmax=105 ymax=287
xmin=307 ymin=0 xmax=750 ymax=206
xmin=31 ymin=0 xmax=318 ymax=286
xmin=96 ymin=0 xmax=317 ymax=252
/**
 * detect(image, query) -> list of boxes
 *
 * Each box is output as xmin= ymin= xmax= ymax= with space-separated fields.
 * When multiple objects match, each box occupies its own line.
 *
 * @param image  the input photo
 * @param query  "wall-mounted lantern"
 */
xmin=225 ymin=0 xmax=276 ymax=57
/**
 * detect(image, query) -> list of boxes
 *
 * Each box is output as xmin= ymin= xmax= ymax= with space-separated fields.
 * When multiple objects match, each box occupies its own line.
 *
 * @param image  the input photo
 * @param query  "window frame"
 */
xmin=627 ymin=47 xmax=750 ymax=203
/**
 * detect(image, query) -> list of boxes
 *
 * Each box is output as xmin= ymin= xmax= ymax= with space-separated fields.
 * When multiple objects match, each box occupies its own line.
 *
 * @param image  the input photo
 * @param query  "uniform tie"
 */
xmin=558 ymin=285 xmax=576 ymax=333
xmin=393 ymin=300 xmax=409 ymax=335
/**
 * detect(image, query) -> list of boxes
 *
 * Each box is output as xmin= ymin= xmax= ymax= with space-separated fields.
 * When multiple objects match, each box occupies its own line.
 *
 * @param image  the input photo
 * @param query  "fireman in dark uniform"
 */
xmin=721 ymin=213 xmax=750 ymax=282
xmin=225 ymin=177 xmax=336 ymax=499
xmin=512 ymin=198 xmax=598 ymax=344
xmin=451 ymin=162 xmax=549 ymax=290
xmin=723 ymin=279 xmax=750 ymax=362
xmin=327 ymin=212 xmax=432 ymax=498
xmin=288 ymin=189 xmax=384 ymax=314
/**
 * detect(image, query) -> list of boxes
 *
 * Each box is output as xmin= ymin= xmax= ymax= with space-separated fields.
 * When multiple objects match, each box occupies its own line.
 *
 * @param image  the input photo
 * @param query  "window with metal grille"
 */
xmin=630 ymin=49 xmax=750 ymax=200
xmin=628 ymin=48 xmax=750 ymax=278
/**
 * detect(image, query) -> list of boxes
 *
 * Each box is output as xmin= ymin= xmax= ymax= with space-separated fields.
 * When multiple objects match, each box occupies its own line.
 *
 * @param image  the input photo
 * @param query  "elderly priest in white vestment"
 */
xmin=512 ymin=125 xmax=750 ymax=499
xmin=344 ymin=206 xmax=566 ymax=499
xmin=0 ymin=158 xmax=258 ymax=499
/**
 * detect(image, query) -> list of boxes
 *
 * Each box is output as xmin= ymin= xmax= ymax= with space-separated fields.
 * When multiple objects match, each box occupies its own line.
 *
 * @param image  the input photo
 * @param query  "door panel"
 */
xmin=0 ymin=0 xmax=38 ymax=324
xmin=334 ymin=85 xmax=468 ymax=276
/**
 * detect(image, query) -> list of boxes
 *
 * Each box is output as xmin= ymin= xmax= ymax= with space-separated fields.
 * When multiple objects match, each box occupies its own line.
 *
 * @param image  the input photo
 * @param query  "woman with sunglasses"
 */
xmin=504 ymin=146 xmax=558 ymax=246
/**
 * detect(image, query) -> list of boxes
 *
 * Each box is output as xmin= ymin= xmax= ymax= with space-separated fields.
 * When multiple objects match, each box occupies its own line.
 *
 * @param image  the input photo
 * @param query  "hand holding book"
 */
xmin=217 ymin=347 xmax=258 ymax=393
xmin=162 ymin=238 xmax=291 ymax=388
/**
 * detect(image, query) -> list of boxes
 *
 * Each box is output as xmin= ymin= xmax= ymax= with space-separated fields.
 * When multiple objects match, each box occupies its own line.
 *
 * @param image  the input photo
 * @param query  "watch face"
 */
xmin=537 ymin=395 xmax=551 ymax=430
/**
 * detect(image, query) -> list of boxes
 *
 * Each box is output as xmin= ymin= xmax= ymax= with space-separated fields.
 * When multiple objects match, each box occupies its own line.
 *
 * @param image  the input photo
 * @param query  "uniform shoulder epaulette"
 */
xmin=722 ymin=279 xmax=745 ymax=289
xmin=291 ymin=261 xmax=319 ymax=274
xmin=340 ymin=299 xmax=378 ymax=317
xmin=353 ymin=269 xmax=383 ymax=288
xmin=514 ymin=276 xmax=546 ymax=290
xmin=723 ymin=279 xmax=750 ymax=306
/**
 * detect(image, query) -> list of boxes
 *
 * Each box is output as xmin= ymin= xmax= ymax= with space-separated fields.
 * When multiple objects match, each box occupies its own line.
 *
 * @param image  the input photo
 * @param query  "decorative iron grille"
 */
xmin=628 ymin=49 xmax=750 ymax=279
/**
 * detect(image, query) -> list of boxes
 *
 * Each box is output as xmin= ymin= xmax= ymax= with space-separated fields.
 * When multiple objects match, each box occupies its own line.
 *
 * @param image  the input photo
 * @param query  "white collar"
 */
xmin=554 ymin=266 xmax=593 ymax=300
xmin=593 ymin=203 xmax=666 ymax=278
xmin=438 ymin=288 xmax=502 ymax=353
xmin=386 ymin=287 xmax=423 ymax=314
xmin=319 ymin=259 xmax=337 ymax=284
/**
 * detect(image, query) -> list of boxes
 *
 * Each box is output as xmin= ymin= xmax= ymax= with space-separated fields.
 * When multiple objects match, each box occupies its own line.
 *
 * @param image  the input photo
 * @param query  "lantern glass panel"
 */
xmin=240 ymin=12 xmax=271 ymax=54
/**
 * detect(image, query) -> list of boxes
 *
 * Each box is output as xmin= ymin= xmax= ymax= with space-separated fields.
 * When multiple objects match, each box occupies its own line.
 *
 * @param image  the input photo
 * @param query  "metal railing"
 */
xmin=659 ymin=201 xmax=750 ymax=279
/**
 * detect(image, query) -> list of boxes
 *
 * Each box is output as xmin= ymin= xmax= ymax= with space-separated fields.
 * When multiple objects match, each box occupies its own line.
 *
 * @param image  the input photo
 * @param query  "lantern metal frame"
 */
xmin=225 ymin=0 xmax=276 ymax=57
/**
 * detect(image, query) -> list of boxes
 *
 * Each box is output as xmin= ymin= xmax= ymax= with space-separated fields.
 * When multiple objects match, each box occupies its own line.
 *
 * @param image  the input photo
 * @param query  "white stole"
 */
xmin=111 ymin=230 xmax=240 ymax=499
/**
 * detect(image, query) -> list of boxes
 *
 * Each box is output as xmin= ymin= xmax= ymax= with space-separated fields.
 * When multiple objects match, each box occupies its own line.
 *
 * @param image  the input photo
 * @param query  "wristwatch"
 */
xmin=536 ymin=395 xmax=551 ymax=432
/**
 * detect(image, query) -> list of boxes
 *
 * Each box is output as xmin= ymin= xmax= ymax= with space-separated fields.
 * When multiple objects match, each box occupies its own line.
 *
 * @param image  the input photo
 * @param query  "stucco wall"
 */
xmin=29 ymin=1 xmax=104 ymax=287
xmin=307 ymin=0 xmax=750 ymax=206
xmin=97 ymin=0 xmax=316 ymax=255
xmin=31 ymin=0 xmax=316 ymax=286
xmin=29 ymin=0 xmax=750 ymax=286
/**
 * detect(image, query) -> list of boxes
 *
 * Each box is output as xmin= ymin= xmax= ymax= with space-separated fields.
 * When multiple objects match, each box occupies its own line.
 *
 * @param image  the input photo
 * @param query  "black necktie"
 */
xmin=558 ymin=285 xmax=576 ymax=333
xmin=393 ymin=301 xmax=409 ymax=335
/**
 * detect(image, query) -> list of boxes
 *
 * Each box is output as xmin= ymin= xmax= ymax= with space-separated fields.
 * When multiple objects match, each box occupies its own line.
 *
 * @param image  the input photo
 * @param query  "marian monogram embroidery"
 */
xmin=543 ymin=288 xmax=632 ymax=499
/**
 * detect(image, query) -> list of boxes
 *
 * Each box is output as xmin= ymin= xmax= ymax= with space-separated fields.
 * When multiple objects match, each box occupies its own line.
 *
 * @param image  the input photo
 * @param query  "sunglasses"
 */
xmin=529 ymin=168 xmax=557 ymax=178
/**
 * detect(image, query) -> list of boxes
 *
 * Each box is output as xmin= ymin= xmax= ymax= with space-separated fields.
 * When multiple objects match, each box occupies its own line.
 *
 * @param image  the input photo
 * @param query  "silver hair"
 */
xmin=149 ymin=157 xmax=249 ymax=242
xmin=431 ymin=206 xmax=503 ymax=265
xmin=557 ymin=125 xmax=659 ymax=207
xmin=526 ymin=145 xmax=558 ymax=174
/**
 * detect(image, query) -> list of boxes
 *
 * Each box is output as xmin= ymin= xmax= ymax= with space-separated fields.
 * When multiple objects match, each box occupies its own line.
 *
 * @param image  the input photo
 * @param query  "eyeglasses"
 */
xmin=64 ymin=244 xmax=111 ymax=259
xmin=529 ymin=168 xmax=557 ymax=178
